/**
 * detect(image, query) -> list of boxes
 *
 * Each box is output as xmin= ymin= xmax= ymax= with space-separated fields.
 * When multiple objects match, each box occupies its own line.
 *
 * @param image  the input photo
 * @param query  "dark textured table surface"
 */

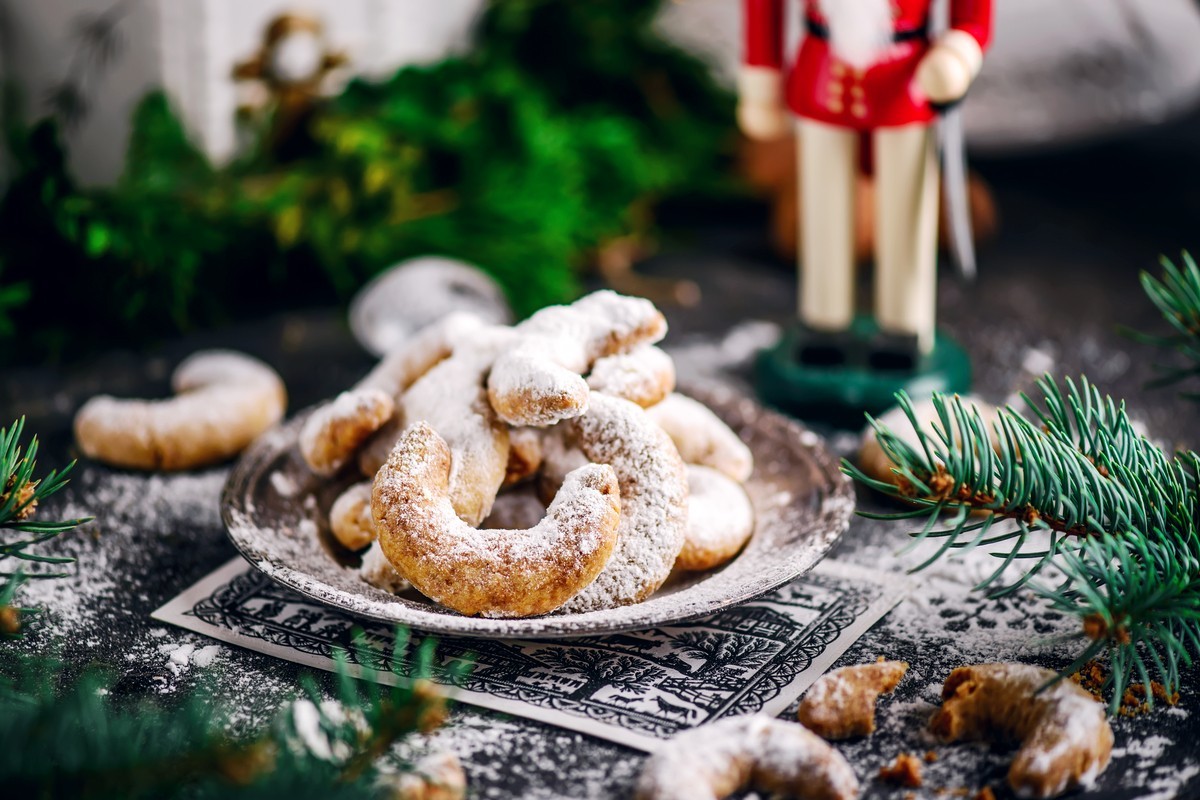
xmin=5 ymin=116 xmax=1200 ymax=799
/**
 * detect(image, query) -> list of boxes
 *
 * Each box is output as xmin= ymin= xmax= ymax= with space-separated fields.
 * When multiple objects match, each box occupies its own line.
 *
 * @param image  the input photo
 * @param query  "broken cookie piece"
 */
xmin=797 ymin=659 xmax=909 ymax=739
xmin=878 ymin=753 xmax=922 ymax=788
xmin=931 ymin=663 xmax=1113 ymax=799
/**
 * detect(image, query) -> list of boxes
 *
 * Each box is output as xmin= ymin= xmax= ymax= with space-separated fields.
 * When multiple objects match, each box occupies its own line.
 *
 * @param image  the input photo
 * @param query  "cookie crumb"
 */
xmin=973 ymin=787 xmax=996 ymax=800
xmin=1072 ymin=660 xmax=1179 ymax=715
xmin=924 ymin=750 xmax=938 ymax=763
xmin=879 ymin=753 xmax=922 ymax=788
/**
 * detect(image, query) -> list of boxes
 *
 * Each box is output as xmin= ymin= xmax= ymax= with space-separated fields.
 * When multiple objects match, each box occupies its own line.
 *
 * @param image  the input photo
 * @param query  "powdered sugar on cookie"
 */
xmin=75 ymin=350 xmax=286 ymax=471
xmin=488 ymin=291 xmax=667 ymax=427
xmin=635 ymin=715 xmax=859 ymax=800
xmin=557 ymin=394 xmax=688 ymax=612
xmin=372 ymin=422 xmax=621 ymax=618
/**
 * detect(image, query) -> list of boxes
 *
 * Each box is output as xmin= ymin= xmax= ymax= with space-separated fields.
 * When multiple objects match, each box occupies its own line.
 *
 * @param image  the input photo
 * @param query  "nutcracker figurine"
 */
xmin=745 ymin=0 xmax=993 ymax=424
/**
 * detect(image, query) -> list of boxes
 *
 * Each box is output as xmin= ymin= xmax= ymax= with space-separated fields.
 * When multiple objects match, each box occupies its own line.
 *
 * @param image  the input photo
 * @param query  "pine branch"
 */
xmin=844 ymin=377 xmax=1200 ymax=712
xmin=0 ymin=416 xmax=91 ymax=637
xmin=1132 ymin=252 xmax=1200 ymax=391
xmin=0 ymin=628 xmax=463 ymax=799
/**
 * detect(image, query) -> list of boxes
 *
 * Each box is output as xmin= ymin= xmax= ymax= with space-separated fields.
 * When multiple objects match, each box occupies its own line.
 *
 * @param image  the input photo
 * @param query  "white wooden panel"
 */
xmin=2 ymin=0 xmax=485 ymax=182
xmin=3 ymin=0 xmax=162 ymax=185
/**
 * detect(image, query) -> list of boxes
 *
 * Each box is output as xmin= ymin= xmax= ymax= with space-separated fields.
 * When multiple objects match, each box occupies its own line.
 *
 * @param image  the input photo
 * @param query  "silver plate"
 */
xmin=221 ymin=386 xmax=854 ymax=639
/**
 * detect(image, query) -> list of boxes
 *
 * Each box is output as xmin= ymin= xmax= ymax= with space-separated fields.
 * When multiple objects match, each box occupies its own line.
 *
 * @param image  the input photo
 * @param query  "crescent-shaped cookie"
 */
xmin=74 ymin=350 xmax=286 ymax=471
xmin=372 ymin=422 xmax=621 ymax=617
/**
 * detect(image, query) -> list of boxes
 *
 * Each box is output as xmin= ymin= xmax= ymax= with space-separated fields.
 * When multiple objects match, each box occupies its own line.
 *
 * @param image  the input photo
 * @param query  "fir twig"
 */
xmin=844 ymin=378 xmax=1200 ymax=713
xmin=0 ymin=627 xmax=461 ymax=799
xmin=0 ymin=416 xmax=91 ymax=637
xmin=1131 ymin=252 xmax=1200 ymax=392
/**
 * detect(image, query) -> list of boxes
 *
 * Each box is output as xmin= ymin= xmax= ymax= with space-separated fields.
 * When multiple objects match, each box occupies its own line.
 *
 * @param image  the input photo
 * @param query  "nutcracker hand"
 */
xmin=737 ymin=100 xmax=790 ymax=141
xmin=737 ymin=66 xmax=790 ymax=141
xmin=915 ymin=31 xmax=985 ymax=105
xmin=915 ymin=47 xmax=972 ymax=104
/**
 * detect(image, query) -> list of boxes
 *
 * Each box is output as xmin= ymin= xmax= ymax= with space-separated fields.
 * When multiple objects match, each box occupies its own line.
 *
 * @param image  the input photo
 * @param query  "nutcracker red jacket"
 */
xmin=743 ymin=0 xmax=993 ymax=130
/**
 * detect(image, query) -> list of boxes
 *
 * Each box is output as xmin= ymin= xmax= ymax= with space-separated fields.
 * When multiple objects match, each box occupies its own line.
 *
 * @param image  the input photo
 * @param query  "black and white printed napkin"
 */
xmin=154 ymin=558 xmax=905 ymax=752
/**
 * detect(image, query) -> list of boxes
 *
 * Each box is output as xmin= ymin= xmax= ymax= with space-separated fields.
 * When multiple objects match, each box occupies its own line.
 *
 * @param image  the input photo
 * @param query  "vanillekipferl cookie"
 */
xmin=371 ymin=422 xmax=621 ymax=618
xmin=586 ymin=344 xmax=676 ymax=409
xmin=675 ymin=465 xmax=754 ymax=572
xmin=547 ymin=394 xmax=689 ymax=613
xmin=931 ymin=663 xmax=1113 ymax=798
xmin=635 ymin=715 xmax=859 ymax=800
xmin=74 ymin=350 xmax=286 ymax=471
xmin=645 ymin=392 xmax=753 ymax=483
xmin=302 ymin=312 xmax=484 ymax=477
xmin=487 ymin=290 xmax=667 ymax=427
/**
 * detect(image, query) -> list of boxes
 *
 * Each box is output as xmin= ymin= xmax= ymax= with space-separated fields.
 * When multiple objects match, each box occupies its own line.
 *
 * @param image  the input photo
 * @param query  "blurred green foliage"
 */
xmin=0 ymin=0 xmax=733 ymax=366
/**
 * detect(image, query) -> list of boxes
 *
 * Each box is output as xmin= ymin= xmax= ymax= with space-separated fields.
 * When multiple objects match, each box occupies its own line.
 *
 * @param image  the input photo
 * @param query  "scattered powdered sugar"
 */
xmin=390 ymin=710 xmax=642 ymax=800
xmin=192 ymin=644 xmax=222 ymax=668
xmin=105 ymin=631 xmax=232 ymax=693
xmin=1112 ymin=734 xmax=1174 ymax=766
xmin=270 ymin=470 xmax=298 ymax=498
xmin=164 ymin=642 xmax=196 ymax=671
xmin=157 ymin=639 xmax=223 ymax=674
xmin=1141 ymin=764 xmax=1200 ymax=800
xmin=19 ymin=468 xmax=227 ymax=638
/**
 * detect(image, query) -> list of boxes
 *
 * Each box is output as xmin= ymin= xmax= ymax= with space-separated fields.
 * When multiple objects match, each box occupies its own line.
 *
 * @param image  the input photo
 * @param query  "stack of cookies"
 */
xmin=298 ymin=291 xmax=756 ymax=618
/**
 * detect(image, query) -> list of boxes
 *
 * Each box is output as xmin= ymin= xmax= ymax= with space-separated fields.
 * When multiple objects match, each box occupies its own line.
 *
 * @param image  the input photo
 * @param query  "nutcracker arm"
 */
xmin=949 ymin=0 xmax=994 ymax=53
xmin=744 ymin=0 xmax=785 ymax=69
xmin=737 ymin=66 xmax=789 ymax=140
xmin=739 ymin=0 xmax=789 ymax=140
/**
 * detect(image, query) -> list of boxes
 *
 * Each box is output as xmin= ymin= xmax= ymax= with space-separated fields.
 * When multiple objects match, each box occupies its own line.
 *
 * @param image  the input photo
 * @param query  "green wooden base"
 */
xmin=755 ymin=319 xmax=972 ymax=429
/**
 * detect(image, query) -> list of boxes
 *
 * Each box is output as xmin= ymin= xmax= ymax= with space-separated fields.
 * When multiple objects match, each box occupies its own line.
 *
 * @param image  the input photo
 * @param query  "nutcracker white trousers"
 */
xmin=797 ymin=119 xmax=939 ymax=353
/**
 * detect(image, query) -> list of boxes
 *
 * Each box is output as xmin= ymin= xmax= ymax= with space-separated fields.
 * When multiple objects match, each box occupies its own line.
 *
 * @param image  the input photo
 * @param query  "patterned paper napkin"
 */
xmin=154 ymin=558 xmax=905 ymax=752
